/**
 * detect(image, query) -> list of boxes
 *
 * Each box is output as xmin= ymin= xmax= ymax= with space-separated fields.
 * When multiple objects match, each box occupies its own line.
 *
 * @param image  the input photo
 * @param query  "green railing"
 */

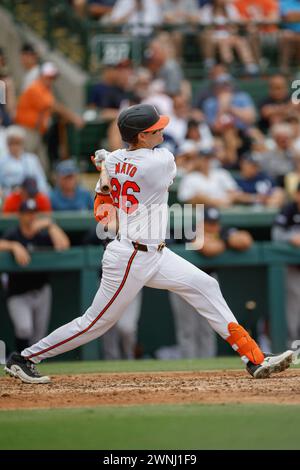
xmin=0 ymin=242 xmax=297 ymax=354
xmin=0 ymin=206 xmax=279 ymax=235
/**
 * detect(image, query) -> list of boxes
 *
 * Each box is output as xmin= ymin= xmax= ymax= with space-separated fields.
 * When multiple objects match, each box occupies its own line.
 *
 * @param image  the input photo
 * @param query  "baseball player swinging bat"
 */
xmin=5 ymin=104 xmax=294 ymax=383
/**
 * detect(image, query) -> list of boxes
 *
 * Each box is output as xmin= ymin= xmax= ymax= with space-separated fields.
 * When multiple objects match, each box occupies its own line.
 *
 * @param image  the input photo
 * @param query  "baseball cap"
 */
xmin=21 ymin=43 xmax=36 ymax=54
xmin=103 ymin=58 xmax=132 ymax=68
xmin=241 ymin=153 xmax=261 ymax=165
xmin=214 ymin=73 xmax=233 ymax=85
xmin=55 ymin=159 xmax=78 ymax=176
xmin=19 ymin=198 xmax=38 ymax=213
xmin=118 ymin=104 xmax=169 ymax=142
xmin=22 ymin=177 xmax=38 ymax=197
xmin=176 ymin=140 xmax=198 ymax=156
xmin=204 ymin=207 xmax=220 ymax=223
xmin=198 ymin=148 xmax=215 ymax=158
xmin=41 ymin=62 xmax=59 ymax=77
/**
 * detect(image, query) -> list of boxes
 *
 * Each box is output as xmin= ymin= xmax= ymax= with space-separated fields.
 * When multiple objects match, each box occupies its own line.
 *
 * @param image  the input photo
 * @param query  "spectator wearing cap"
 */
xmin=50 ymin=159 xmax=94 ymax=211
xmin=15 ymin=62 xmax=84 ymax=171
xmin=257 ymin=122 xmax=296 ymax=186
xmin=2 ymin=177 xmax=51 ymax=214
xmin=87 ymin=64 xmax=118 ymax=111
xmin=0 ymin=125 xmax=49 ymax=198
xmin=0 ymin=199 xmax=70 ymax=353
xmin=235 ymin=153 xmax=285 ymax=208
xmin=170 ymin=206 xmax=253 ymax=358
xmin=87 ymin=60 xmax=133 ymax=121
xmin=20 ymin=43 xmax=40 ymax=91
xmin=177 ymin=148 xmax=241 ymax=208
xmin=175 ymin=140 xmax=199 ymax=176
xmin=200 ymin=206 xmax=253 ymax=255
xmin=272 ymin=182 xmax=300 ymax=345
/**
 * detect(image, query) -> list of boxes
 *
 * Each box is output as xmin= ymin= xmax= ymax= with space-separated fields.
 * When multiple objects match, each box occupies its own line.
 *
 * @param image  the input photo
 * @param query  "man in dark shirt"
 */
xmin=87 ymin=65 xmax=118 ymax=109
xmin=87 ymin=60 xmax=133 ymax=120
xmin=0 ymin=199 xmax=70 ymax=352
xmin=258 ymin=75 xmax=297 ymax=133
xmin=236 ymin=153 xmax=285 ymax=208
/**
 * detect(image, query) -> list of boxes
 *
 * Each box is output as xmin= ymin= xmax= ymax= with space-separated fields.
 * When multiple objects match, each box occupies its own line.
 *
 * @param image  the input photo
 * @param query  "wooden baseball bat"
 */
xmin=99 ymin=161 xmax=111 ymax=195
xmin=91 ymin=154 xmax=111 ymax=195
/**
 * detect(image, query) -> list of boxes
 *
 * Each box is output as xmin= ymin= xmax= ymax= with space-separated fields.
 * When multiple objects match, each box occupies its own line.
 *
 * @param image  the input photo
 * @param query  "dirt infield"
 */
xmin=0 ymin=369 xmax=299 ymax=410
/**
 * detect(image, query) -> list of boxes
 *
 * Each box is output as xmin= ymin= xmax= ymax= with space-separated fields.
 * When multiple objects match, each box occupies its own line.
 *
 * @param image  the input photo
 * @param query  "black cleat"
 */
xmin=4 ymin=353 xmax=50 ymax=384
xmin=246 ymin=350 xmax=294 ymax=379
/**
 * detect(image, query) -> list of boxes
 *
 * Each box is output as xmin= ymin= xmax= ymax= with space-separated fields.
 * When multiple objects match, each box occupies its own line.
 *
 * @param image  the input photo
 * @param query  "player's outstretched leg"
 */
xmin=146 ymin=248 xmax=294 ymax=379
xmin=5 ymin=241 xmax=145 ymax=384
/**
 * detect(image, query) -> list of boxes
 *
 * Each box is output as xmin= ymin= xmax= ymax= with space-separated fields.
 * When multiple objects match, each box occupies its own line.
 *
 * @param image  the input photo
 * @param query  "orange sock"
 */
xmin=226 ymin=322 xmax=264 ymax=365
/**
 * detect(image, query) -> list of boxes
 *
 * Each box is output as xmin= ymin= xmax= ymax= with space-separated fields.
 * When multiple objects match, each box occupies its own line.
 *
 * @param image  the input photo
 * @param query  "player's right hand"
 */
xmin=12 ymin=242 xmax=31 ymax=266
xmin=91 ymin=149 xmax=110 ymax=171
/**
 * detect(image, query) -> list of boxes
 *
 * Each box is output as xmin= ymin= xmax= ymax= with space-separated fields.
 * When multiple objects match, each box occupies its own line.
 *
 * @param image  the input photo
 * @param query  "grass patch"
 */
xmin=0 ymin=404 xmax=299 ymax=450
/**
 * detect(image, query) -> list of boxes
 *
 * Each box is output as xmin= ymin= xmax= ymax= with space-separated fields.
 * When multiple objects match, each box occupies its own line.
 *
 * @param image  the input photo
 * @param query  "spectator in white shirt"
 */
xmin=145 ymin=37 xmax=184 ymax=95
xmin=177 ymin=147 xmax=240 ymax=208
xmin=257 ymin=122 xmax=296 ymax=186
xmin=0 ymin=126 xmax=49 ymax=197
xmin=108 ymin=0 xmax=163 ymax=36
xmin=166 ymin=94 xmax=213 ymax=149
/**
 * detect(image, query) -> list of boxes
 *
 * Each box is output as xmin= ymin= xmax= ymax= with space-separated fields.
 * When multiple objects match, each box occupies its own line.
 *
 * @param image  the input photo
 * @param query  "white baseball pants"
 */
xmin=22 ymin=239 xmax=237 ymax=363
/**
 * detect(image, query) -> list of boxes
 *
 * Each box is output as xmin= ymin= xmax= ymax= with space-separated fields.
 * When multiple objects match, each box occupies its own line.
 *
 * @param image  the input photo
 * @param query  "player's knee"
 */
xmin=197 ymin=271 xmax=219 ymax=292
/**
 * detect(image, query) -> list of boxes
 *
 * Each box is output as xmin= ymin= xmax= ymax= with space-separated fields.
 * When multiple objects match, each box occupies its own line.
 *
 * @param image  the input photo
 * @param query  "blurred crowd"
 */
xmin=1 ymin=0 xmax=300 ymax=361
xmin=71 ymin=0 xmax=300 ymax=73
xmin=1 ymin=38 xmax=300 ymax=217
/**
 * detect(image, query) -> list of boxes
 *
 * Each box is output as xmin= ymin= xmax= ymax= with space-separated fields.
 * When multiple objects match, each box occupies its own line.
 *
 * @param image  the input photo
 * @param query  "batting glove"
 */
xmin=91 ymin=149 xmax=110 ymax=171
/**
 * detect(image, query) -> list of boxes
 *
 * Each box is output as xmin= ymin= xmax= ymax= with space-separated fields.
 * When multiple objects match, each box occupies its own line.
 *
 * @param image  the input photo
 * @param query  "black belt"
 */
xmin=116 ymin=234 xmax=165 ymax=252
xmin=131 ymin=241 xmax=166 ymax=252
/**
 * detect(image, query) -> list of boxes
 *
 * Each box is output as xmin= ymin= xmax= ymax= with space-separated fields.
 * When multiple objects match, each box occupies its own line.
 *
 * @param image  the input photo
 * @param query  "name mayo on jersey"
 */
xmin=115 ymin=162 xmax=137 ymax=177
xmin=105 ymin=147 xmax=177 ymax=244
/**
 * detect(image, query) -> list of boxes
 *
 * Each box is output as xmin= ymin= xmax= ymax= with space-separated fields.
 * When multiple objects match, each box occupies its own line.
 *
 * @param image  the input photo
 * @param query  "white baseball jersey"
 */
xmin=104 ymin=147 xmax=177 ymax=244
